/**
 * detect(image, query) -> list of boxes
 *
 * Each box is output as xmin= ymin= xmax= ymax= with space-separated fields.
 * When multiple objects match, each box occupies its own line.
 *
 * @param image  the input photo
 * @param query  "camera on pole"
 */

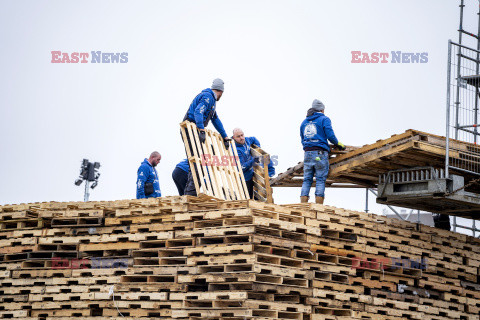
xmin=74 ymin=159 xmax=101 ymax=201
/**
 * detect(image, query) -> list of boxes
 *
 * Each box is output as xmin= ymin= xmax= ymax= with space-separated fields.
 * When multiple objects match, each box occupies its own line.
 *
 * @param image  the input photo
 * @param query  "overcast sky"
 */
xmin=1 ymin=1 xmax=479 ymax=229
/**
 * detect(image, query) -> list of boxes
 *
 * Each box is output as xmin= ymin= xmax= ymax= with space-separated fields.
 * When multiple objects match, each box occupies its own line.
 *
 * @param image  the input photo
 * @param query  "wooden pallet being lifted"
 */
xmin=180 ymin=121 xmax=249 ymax=201
xmin=251 ymin=144 xmax=274 ymax=203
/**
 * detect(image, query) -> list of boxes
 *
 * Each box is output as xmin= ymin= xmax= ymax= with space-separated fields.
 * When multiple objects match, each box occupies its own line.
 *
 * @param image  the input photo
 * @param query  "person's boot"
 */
xmin=315 ymin=196 xmax=324 ymax=204
xmin=300 ymin=196 xmax=309 ymax=203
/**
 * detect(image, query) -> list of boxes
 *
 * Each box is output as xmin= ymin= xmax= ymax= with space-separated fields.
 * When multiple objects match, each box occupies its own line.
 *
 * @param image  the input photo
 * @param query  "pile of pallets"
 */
xmin=1 ymin=196 xmax=480 ymax=319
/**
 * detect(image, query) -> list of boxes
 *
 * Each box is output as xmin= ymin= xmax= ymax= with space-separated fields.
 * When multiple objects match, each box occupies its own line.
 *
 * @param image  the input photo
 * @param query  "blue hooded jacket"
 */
xmin=175 ymin=159 xmax=190 ymax=173
xmin=136 ymin=158 xmax=161 ymax=199
xmin=184 ymin=88 xmax=227 ymax=138
xmin=300 ymin=112 xmax=339 ymax=151
xmin=235 ymin=136 xmax=275 ymax=181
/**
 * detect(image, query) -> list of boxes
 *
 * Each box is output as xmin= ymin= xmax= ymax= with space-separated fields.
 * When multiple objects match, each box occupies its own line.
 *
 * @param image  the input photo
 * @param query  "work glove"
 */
xmin=199 ymin=130 xmax=206 ymax=144
xmin=337 ymin=142 xmax=346 ymax=151
xmin=223 ymin=137 xmax=231 ymax=150
xmin=253 ymin=156 xmax=261 ymax=164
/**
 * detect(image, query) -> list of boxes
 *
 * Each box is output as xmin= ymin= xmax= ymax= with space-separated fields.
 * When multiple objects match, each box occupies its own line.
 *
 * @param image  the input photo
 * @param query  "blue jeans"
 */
xmin=301 ymin=150 xmax=329 ymax=198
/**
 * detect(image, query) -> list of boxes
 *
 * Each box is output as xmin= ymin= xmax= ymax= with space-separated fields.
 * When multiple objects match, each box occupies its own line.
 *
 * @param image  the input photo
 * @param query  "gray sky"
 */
xmin=1 ymin=1 xmax=478 ymax=223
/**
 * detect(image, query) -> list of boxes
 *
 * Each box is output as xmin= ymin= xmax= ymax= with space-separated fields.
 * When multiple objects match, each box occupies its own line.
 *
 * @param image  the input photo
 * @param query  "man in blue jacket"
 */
xmin=233 ymin=128 xmax=275 ymax=199
xmin=136 ymin=151 xmax=162 ymax=199
xmin=300 ymin=100 xmax=345 ymax=204
xmin=172 ymin=159 xmax=189 ymax=196
xmin=182 ymin=78 xmax=231 ymax=196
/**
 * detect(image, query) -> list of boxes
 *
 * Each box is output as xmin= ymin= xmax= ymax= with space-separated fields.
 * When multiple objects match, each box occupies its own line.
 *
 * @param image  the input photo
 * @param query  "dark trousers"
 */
xmin=433 ymin=214 xmax=451 ymax=231
xmin=172 ymin=167 xmax=188 ymax=196
xmin=246 ymin=179 xmax=254 ymax=199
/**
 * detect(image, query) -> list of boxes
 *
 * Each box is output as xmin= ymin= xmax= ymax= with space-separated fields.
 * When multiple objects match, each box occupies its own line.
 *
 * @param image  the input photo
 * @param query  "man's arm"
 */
xmin=300 ymin=123 xmax=304 ymax=143
xmin=242 ymin=158 xmax=255 ymax=172
xmin=323 ymin=117 xmax=339 ymax=145
xmin=211 ymin=112 xmax=228 ymax=138
xmin=136 ymin=166 xmax=148 ymax=199
xmin=236 ymin=150 xmax=254 ymax=172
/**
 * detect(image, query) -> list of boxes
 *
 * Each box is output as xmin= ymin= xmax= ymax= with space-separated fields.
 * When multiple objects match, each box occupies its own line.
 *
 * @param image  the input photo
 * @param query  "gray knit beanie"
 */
xmin=312 ymin=99 xmax=325 ymax=111
xmin=306 ymin=99 xmax=325 ymax=117
xmin=211 ymin=78 xmax=224 ymax=92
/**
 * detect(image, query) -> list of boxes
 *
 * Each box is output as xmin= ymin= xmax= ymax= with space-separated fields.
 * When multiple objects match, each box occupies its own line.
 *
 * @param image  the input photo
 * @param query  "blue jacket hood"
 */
xmin=306 ymin=112 xmax=323 ymax=121
xmin=201 ymin=88 xmax=215 ymax=99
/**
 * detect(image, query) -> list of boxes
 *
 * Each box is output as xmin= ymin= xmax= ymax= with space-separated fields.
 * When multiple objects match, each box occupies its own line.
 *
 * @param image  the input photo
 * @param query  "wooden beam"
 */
xmin=272 ymin=129 xmax=480 ymax=190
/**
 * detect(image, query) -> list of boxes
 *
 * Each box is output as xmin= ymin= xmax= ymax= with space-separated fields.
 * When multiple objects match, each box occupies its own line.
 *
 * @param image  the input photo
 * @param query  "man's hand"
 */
xmin=337 ymin=142 xmax=346 ymax=151
xmin=253 ymin=156 xmax=261 ymax=164
xmin=223 ymin=137 xmax=232 ymax=150
xmin=198 ymin=130 xmax=206 ymax=144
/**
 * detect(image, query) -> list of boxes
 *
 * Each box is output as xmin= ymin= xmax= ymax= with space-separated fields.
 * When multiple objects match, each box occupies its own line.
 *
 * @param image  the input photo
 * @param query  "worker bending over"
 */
xmin=172 ymin=159 xmax=189 ymax=196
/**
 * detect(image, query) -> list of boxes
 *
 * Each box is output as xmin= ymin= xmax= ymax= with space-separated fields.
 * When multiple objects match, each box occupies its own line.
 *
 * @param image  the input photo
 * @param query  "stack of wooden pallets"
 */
xmin=1 ymin=196 xmax=480 ymax=319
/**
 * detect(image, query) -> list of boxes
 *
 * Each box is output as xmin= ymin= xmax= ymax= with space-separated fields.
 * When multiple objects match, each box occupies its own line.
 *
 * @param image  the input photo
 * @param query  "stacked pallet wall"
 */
xmin=0 ymin=196 xmax=479 ymax=319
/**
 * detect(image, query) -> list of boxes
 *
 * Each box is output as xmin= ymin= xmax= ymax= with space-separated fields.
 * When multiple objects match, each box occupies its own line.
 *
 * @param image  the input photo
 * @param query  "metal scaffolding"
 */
xmin=446 ymin=0 xmax=480 ymax=176
xmin=446 ymin=0 xmax=480 ymax=234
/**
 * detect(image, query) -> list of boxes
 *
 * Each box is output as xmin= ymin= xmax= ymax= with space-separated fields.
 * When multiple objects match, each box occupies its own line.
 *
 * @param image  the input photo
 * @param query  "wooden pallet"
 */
xmin=180 ymin=120 xmax=249 ymax=200
xmin=51 ymin=217 xmax=103 ymax=227
xmin=251 ymin=144 xmax=274 ymax=203
xmin=0 ymin=218 xmax=45 ymax=230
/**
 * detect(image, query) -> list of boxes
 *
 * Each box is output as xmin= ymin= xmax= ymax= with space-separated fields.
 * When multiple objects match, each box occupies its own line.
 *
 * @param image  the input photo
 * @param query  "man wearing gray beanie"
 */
xmin=181 ymin=78 xmax=231 ymax=196
xmin=299 ymin=99 xmax=345 ymax=204
xmin=211 ymin=78 xmax=224 ymax=92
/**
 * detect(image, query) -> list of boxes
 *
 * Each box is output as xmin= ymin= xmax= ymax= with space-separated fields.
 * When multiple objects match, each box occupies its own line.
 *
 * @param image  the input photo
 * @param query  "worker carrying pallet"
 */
xmin=181 ymin=78 xmax=232 ymax=196
xmin=300 ymin=99 xmax=345 ymax=204
xmin=232 ymin=128 xmax=275 ymax=199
